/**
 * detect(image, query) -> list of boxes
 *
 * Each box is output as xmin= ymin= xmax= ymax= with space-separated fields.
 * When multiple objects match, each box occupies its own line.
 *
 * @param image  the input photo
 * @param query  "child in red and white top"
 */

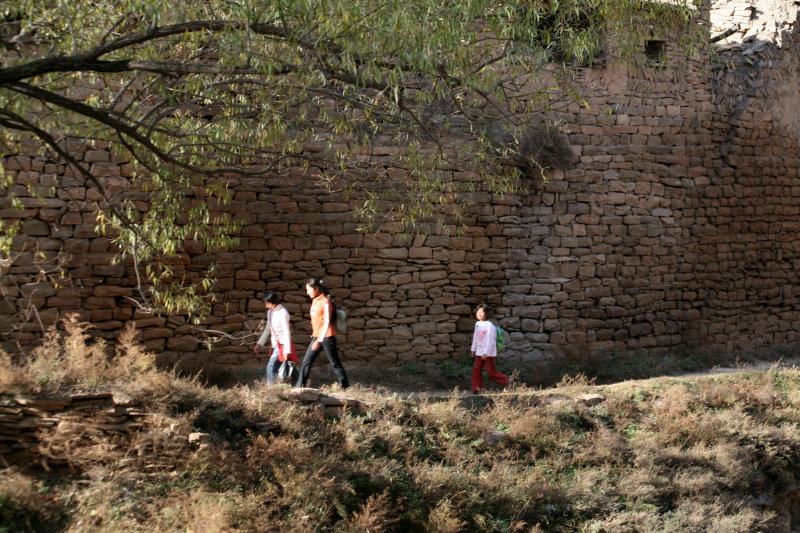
xmin=470 ymin=304 xmax=509 ymax=394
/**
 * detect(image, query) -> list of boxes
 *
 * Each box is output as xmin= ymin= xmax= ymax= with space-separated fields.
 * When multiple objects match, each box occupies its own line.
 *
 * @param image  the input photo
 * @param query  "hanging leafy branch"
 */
xmin=0 ymin=0 xmax=701 ymax=318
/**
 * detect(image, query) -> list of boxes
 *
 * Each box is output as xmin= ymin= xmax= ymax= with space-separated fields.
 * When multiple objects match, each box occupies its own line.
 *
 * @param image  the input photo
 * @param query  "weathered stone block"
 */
xmin=142 ymin=328 xmax=172 ymax=340
xmin=167 ymin=336 xmax=200 ymax=352
xmin=332 ymin=234 xmax=363 ymax=248
xmin=21 ymin=220 xmax=50 ymax=236
xmin=411 ymin=322 xmax=437 ymax=336
xmin=286 ymin=388 xmax=321 ymax=402
xmin=419 ymin=270 xmax=447 ymax=282
xmin=378 ymin=248 xmax=408 ymax=260
xmin=363 ymin=234 xmax=391 ymax=248
xmin=93 ymin=286 xmax=132 ymax=297
xmin=89 ymin=162 xmax=119 ymax=177
xmin=391 ymin=325 xmax=412 ymax=339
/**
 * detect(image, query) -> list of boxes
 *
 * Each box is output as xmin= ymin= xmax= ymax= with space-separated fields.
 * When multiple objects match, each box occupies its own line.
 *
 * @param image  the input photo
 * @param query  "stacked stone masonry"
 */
xmin=0 ymin=388 xmax=364 ymax=467
xmin=1 ymin=1 xmax=799 ymax=369
xmin=0 ymin=393 xmax=149 ymax=467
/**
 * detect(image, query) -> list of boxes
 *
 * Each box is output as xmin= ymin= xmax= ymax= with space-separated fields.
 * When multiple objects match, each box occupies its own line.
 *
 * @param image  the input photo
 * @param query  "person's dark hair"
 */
xmin=262 ymin=291 xmax=282 ymax=304
xmin=306 ymin=278 xmax=330 ymax=296
xmin=476 ymin=303 xmax=493 ymax=318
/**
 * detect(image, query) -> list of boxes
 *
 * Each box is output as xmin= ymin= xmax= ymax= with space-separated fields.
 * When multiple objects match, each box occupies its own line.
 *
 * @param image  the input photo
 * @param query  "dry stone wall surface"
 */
xmin=1 ymin=2 xmax=799 ymax=368
xmin=0 ymin=388 xmax=362 ymax=467
xmin=711 ymin=0 xmax=798 ymax=47
xmin=501 ymin=56 xmax=718 ymax=360
xmin=700 ymin=9 xmax=800 ymax=354
xmin=0 ymin=392 xmax=149 ymax=468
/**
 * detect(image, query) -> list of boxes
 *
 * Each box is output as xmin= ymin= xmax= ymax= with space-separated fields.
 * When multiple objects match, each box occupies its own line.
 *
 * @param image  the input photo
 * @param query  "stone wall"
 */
xmin=1 ymin=1 xmax=799 ymax=369
xmin=0 ymin=388 xmax=364 ymax=467
xmin=0 ymin=392 xmax=149 ymax=467
xmin=700 ymin=3 xmax=800 ymax=353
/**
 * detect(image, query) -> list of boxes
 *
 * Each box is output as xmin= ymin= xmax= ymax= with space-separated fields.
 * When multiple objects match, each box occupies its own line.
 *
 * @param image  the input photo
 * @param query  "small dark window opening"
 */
xmin=645 ymin=40 xmax=666 ymax=67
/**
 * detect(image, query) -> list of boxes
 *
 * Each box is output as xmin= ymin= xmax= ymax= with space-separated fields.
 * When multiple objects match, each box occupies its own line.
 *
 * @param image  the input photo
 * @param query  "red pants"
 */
xmin=471 ymin=357 xmax=508 ymax=392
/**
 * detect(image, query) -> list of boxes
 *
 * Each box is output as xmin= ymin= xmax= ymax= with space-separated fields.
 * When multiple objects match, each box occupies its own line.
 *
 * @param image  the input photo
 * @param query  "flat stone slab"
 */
xmin=318 ymin=394 xmax=360 ymax=408
xmin=70 ymin=393 xmax=113 ymax=401
xmin=283 ymin=388 xmax=364 ymax=416
xmin=188 ymin=432 xmax=213 ymax=445
xmin=15 ymin=398 xmax=71 ymax=410
xmin=577 ymin=393 xmax=606 ymax=406
xmin=285 ymin=388 xmax=321 ymax=403
xmin=483 ymin=428 xmax=509 ymax=446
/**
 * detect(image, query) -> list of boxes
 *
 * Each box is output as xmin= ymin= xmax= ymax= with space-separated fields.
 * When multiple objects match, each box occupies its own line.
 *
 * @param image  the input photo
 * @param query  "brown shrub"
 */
xmin=113 ymin=323 xmax=158 ymax=376
xmin=66 ymin=478 xmax=238 ymax=533
xmin=604 ymin=395 xmax=645 ymax=433
xmin=418 ymin=396 xmax=471 ymax=430
xmin=426 ymin=498 xmax=466 ymax=533
xmin=124 ymin=413 xmax=195 ymax=470
xmin=4 ymin=315 xmax=168 ymax=398
xmin=340 ymin=490 xmax=399 ymax=532
xmin=0 ymin=470 xmax=65 ymax=531
xmin=207 ymin=433 xmax=318 ymax=490
xmin=698 ymin=380 xmax=739 ymax=409
xmin=583 ymin=499 xmax=766 ymax=533
xmin=567 ymin=466 xmax=618 ymax=514
xmin=0 ymin=349 xmax=31 ymax=391
xmin=411 ymin=462 xmax=471 ymax=504
xmin=36 ymin=416 xmax=128 ymax=469
xmin=5 ymin=345 xmax=800 ymax=533
xmin=505 ymin=409 xmax=565 ymax=453
xmin=573 ymin=427 xmax=630 ymax=467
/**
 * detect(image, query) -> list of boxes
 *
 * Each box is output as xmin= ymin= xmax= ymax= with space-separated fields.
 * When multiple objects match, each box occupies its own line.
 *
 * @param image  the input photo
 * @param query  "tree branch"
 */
xmin=0 ymin=110 xmax=157 ymax=252
xmin=6 ymin=81 xmax=268 ymax=177
xmin=0 ymin=20 xmax=324 ymax=84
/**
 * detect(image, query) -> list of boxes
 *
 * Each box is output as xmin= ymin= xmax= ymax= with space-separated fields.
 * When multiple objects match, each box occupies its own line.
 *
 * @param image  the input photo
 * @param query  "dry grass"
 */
xmin=2 ymin=323 xmax=800 ymax=532
xmin=1 ymin=315 xmax=169 ymax=402
xmin=0 ymin=471 xmax=67 ymax=531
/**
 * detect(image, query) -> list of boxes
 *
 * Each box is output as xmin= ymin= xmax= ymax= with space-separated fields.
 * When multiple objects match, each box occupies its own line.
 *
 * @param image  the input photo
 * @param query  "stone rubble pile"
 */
xmin=282 ymin=387 xmax=368 ymax=418
xmin=0 ymin=392 xmax=148 ymax=467
xmin=0 ymin=388 xmax=367 ymax=467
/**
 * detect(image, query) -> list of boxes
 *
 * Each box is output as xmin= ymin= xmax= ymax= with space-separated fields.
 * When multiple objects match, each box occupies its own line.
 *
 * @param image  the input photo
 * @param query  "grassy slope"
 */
xmin=2 ymin=325 xmax=800 ymax=532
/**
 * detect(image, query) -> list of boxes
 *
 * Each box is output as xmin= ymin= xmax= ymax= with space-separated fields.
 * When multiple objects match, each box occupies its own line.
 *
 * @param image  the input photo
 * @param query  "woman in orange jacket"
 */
xmin=294 ymin=278 xmax=349 ymax=389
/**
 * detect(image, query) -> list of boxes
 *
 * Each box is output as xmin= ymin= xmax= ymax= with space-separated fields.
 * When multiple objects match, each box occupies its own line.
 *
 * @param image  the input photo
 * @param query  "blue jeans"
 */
xmin=265 ymin=347 xmax=280 ymax=386
xmin=294 ymin=336 xmax=349 ymax=389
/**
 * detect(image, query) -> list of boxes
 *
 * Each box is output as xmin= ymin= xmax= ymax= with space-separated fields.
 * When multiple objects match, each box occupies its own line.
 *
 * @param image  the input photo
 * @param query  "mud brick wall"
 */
xmin=1 ymin=3 xmax=799 ymax=368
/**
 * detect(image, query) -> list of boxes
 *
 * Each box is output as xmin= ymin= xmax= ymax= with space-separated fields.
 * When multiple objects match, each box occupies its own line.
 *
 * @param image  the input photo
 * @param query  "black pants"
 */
xmin=295 ymin=336 xmax=349 ymax=389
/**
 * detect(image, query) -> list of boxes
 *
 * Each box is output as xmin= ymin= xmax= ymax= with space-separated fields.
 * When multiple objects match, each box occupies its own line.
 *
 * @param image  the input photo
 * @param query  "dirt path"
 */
xmin=670 ymin=359 xmax=791 ymax=378
xmin=228 ymin=355 xmax=800 ymax=399
xmin=362 ymin=356 xmax=800 ymax=401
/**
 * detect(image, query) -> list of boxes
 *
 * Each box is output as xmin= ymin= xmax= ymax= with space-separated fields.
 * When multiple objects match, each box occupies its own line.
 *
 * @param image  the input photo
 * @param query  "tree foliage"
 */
xmin=0 ymin=0 xmax=700 ymax=318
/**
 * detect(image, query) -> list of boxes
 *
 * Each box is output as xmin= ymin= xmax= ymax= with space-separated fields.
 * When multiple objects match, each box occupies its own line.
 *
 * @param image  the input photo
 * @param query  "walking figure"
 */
xmin=295 ymin=278 xmax=349 ymax=389
xmin=470 ymin=304 xmax=509 ymax=394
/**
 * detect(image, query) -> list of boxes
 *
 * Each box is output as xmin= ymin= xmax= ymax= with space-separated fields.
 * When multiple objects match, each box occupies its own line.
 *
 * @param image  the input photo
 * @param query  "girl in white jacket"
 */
xmin=470 ymin=304 xmax=509 ymax=394
xmin=254 ymin=291 xmax=296 ymax=385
